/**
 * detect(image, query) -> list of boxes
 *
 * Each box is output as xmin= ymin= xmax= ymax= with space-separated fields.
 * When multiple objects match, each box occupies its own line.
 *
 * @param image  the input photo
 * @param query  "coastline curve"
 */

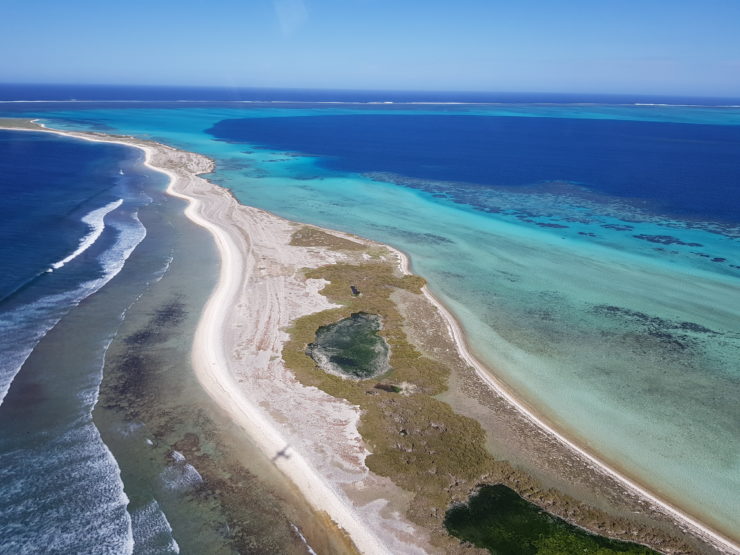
xmin=5 ymin=119 xmax=737 ymax=555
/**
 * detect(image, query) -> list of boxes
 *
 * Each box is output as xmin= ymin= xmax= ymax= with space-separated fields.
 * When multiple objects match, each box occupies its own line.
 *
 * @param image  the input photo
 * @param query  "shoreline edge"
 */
xmin=3 ymin=119 xmax=736 ymax=555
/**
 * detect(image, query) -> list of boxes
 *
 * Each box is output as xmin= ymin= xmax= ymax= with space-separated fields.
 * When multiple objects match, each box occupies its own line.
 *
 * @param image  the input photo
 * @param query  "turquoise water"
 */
xmin=5 ymin=103 xmax=738 ymax=541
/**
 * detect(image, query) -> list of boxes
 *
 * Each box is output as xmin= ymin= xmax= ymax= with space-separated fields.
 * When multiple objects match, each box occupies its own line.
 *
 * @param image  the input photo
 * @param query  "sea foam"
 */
xmin=0 ymin=410 xmax=134 ymax=554
xmin=50 ymin=199 xmax=123 ymax=270
xmin=130 ymin=500 xmax=180 ymax=554
xmin=0 ymin=208 xmax=146 ymax=407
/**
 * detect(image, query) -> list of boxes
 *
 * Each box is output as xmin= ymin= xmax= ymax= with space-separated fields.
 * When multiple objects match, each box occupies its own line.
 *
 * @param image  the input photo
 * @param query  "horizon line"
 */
xmin=1 ymin=82 xmax=739 ymax=101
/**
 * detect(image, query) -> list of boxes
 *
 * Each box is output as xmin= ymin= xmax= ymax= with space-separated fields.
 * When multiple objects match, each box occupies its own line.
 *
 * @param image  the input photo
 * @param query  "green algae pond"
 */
xmin=445 ymin=485 xmax=655 ymax=555
xmin=307 ymin=312 xmax=390 ymax=379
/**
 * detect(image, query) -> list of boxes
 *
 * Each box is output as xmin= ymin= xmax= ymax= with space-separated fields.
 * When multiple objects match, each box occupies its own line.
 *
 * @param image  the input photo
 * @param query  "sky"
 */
xmin=1 ymin=0 xmax=739 ymax=96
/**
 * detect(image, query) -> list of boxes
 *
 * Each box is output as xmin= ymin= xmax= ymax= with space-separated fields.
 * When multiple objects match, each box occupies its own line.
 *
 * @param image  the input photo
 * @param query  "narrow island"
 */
xmin=2 ymin=118 xmax=736 ymax=555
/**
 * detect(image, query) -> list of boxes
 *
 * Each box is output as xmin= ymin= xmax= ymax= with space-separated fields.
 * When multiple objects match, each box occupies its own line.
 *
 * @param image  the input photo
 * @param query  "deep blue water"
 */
xmin=208 ymin=114 xmax=740 ymax=223
xmin=1 ymin=95 xmax=739 ymax=545
xmin=0 ymin=131 xmax=140 ymax=298
xmin=0 ymin=130 xmax=167 ymax=552
xmin=0 ymin=129 xmax=158 ymax=402
xmin=1 ymin=83 xmax=739 ymax=105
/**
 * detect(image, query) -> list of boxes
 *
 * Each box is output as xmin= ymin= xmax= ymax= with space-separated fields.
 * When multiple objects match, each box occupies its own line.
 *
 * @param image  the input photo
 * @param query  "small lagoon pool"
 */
xmin=307 ymin=312 xmax=390 ymax=379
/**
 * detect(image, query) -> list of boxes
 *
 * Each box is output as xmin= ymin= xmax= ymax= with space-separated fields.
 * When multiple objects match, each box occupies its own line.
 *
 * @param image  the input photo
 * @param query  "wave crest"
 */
xmin=51 ymin=199 xmax=124 ymax=270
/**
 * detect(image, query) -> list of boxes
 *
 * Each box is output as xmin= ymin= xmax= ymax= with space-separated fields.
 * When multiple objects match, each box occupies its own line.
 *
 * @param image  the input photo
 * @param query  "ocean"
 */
xmin=0 ymin=126 xmax=316 ymax=553
xmin=0 ymin=86 xmax=738 ymax=549
xmin=3 ymin=82 xmax=740 ymax=105
xmin=0 ymin=130 xmax=157 ymax=551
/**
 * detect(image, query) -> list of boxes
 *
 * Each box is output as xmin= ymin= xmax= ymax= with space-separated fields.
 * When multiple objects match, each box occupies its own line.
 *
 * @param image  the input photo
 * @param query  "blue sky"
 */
xmin=2 ymin=0 xmax=739 ymax=96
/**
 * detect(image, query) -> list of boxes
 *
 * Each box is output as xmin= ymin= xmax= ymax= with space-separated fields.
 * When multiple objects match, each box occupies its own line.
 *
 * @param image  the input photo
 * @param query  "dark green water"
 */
xmin=445 ymin=485 xmax=655 ymax=555
xmin=307 ymin=312 xmax=390 ymax=379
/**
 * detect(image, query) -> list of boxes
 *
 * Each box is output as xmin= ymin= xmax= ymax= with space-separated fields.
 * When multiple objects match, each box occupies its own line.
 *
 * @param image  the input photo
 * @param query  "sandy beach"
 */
xmin=2 ymin=119 xmax=737 ymax=554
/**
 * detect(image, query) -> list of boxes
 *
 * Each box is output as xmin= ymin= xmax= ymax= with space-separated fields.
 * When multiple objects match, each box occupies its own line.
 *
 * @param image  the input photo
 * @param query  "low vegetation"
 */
xmin=290 ymin=226 xmax=367 ymax=251
xmin=283 ymin=226 xmax=659 ymax=553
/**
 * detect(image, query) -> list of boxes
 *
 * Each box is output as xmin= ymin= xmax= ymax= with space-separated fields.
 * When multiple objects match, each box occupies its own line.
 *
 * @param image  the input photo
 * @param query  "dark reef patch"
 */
xmin=633 ymin=234 xmax=702 ymax=247
xmin=591 ymin=305 xmax=720 ymax=354
xmin=107 ymin=298 xmax=189 ymax=414
xmin=98 ymin=292 xmax=309 ymax=553
xmin=150 ymin=297 xmax=187 ymax=327
xmin=593 ymin=305 xmax=717 ymax=335
xmin=367 ymin=223 xmax=456 ymax=246
xmin=602 ymin=223 xmax=635 ymax=231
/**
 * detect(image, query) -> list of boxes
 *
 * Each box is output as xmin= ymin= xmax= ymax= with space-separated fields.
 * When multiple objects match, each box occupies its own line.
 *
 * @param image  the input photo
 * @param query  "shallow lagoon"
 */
xmin=7 ymin=102 xmax=739 ymax=541
xmin=445 ymin=485 xmax=654 ymax=554
xmin=307 ymin=312 xmax=390 ymax=379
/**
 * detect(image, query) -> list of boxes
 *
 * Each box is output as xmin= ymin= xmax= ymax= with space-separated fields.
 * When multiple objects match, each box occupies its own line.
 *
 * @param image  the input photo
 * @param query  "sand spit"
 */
xmin=2 ymin=119 xmax=736 ymax=555
xmin=3 ymin=120 xmax=426 ymax=554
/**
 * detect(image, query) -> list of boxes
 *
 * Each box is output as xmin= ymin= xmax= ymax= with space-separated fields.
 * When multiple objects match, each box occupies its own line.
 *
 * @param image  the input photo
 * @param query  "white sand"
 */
xmin=7 ymin=120 xmax=737 ymax=555
xmin=13 ymin=122 xmax=426 ymax=554
xmin=157 ymin=150 xmax=427 ymax=555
